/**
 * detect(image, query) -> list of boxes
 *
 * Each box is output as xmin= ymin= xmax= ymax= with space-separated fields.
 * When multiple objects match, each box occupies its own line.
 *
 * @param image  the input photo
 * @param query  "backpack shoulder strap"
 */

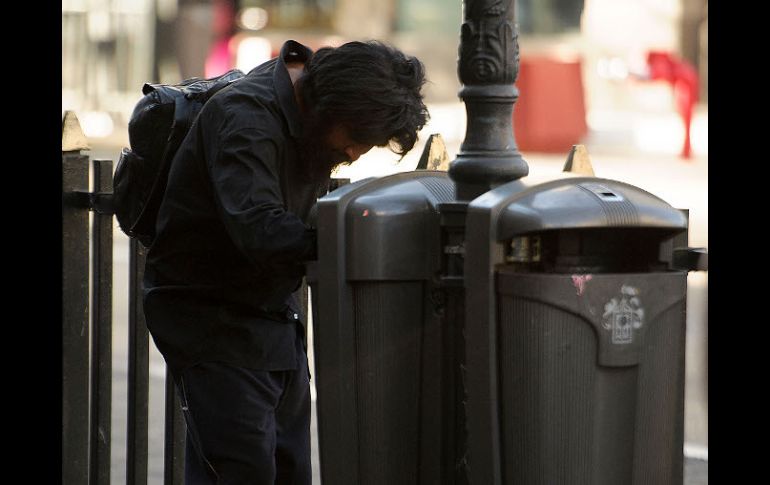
xmin=130 ymin=70 xmax=245 ymax=241
xmin=133 ymin=92 xmax=191 ymax=233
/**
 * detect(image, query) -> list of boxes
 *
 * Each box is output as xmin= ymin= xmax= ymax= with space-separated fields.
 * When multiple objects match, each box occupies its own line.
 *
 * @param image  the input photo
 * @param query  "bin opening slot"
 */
xmin=503 ymin=227 xmax=682 ymax=273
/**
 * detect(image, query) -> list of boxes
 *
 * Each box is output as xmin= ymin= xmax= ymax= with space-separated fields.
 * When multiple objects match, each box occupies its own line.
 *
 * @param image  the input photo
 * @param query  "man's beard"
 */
xmin=296 ymin=114 xmax=352 ymax=183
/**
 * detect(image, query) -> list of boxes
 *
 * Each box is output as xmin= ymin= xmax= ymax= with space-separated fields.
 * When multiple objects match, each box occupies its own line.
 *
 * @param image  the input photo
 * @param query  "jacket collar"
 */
xmin=274 ymin=40 xmax=313 ymax=139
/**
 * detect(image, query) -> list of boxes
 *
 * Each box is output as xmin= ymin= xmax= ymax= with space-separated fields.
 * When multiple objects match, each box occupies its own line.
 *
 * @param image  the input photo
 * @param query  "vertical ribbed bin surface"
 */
xmin=633 ymin=303 xmax=686 ymax=485
xmin=499 ymin=297 xmax=596 ymax=485
xmin=496 ymin=271 xmax=686 ymax=485
xmin=353 ymin=282 xmax=423 ymax=484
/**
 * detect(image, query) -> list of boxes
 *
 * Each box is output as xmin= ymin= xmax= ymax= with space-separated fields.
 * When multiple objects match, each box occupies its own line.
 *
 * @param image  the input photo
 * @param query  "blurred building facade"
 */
xmin=62 ymin=0 xmax=707 ymax=145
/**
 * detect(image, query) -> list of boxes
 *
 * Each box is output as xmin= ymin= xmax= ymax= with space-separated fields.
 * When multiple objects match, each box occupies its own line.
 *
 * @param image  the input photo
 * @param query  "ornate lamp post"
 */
xmin=449 ymin=0 xmax=528 ymax=200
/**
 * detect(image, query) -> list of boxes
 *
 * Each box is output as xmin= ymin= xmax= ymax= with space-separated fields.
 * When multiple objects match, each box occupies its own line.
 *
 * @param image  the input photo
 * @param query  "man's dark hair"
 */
xmin=298 ymin=40 xmax=429 ymax=157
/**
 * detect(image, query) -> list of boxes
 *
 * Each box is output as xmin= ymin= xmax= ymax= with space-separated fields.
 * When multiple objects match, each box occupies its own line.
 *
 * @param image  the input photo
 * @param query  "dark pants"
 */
xmin=173 ymin=349 xmax=311 ymax=484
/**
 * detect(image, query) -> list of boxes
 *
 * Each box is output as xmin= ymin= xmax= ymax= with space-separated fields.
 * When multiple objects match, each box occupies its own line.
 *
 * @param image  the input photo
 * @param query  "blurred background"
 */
xmin=62 ymin=1 xmax=707 ymax=483
xmin=62 ymin=0 xmax=707 ymax=161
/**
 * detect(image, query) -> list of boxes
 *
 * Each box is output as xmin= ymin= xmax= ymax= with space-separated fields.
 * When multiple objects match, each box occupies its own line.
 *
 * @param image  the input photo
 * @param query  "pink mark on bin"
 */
xmin=571 ymin=274 xmax=593 ymax=296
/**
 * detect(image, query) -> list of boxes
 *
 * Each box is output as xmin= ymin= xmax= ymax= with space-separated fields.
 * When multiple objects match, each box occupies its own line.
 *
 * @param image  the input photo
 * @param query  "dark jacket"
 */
xmin=143 ymin=40 xmax=327 ymax=373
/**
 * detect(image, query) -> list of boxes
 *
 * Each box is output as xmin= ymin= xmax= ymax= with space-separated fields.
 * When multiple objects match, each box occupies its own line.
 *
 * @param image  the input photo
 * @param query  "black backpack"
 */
xmin=113 ymin=69 xmax=245 ymax=247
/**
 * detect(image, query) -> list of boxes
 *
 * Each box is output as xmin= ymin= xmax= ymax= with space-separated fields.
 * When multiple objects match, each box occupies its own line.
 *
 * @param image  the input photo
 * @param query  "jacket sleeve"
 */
xmin=207 ymin=126 xmax=317 ymax=272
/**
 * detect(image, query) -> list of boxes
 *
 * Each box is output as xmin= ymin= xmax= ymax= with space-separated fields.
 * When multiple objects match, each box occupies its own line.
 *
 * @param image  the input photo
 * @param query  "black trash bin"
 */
xmin=462 ymin=173 xmax=689 ymax=485
xmin=306 ymin=171 xmax=459 ymax=485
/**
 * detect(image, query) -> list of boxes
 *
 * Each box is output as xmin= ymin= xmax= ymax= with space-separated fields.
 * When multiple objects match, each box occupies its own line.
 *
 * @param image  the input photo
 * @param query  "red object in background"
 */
xmin=204 ymin=0 xmax=238 ymax=78
xmin=645 ymin=51 xmax=699 ymax=159
xmin=205 ymin=38 xmax=235 ymax=78
xmin=513 ymin=56 xmax=588 ymax=153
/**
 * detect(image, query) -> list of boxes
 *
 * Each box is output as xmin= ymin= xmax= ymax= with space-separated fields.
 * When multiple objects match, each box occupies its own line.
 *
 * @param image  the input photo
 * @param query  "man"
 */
xmin=142 ymin=39 xmax=429 ymax=484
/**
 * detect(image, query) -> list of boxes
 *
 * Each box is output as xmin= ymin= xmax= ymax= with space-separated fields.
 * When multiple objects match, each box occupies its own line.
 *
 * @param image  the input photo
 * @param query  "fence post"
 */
xmin=62 ymin=111 xmax=91 ymax=485
xmin=91 ymin=158 xmax=114 ymax=485
xmin=63 ymin=112 xmax=189 ymax=484
xmin=127 ymin=239 xmax=150 ymax=485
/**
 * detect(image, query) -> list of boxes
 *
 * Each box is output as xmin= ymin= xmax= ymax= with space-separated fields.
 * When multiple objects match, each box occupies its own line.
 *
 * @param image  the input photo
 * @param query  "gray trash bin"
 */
xmin=306 ymin=171 xmax=459 ymax=485
xmin=462 ymin=173 xmax=689 ymax=485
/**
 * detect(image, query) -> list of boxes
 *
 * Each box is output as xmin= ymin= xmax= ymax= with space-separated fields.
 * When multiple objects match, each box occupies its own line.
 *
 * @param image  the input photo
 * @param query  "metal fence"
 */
xmin=62 ymin=124 xmax=185 ymax=485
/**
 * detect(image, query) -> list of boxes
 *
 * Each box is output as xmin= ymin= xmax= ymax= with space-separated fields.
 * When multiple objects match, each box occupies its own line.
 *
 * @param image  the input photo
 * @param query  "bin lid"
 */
xmin=492 ymin=174 xmax=688 ymax=240
xmin=316 ymin=171 xmax=454 ymax=281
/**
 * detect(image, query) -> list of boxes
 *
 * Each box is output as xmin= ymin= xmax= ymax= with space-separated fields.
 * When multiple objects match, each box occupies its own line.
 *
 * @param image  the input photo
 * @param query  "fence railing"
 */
xmin=62 ymin=111 xmax=185 ymax=485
